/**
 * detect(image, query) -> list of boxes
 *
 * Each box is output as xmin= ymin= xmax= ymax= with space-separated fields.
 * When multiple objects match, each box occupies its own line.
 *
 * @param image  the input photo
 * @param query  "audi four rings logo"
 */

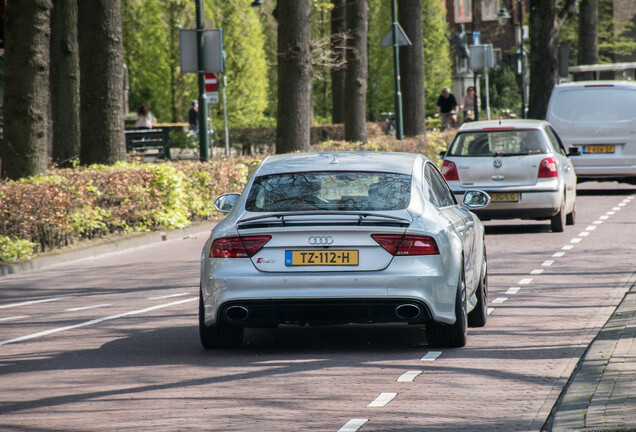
xmin=308 ymin=235 xmax=334 ymax=245
xmin=493 ymin=158 xmax=502 ymax=168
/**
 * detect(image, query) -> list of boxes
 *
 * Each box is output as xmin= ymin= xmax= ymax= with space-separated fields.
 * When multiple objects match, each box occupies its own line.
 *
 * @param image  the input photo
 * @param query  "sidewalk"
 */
xmin=547 ymin=272 xmax=636 ymax=432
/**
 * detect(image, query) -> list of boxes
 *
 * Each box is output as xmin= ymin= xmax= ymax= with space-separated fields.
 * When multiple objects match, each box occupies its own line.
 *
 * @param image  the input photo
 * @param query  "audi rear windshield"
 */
xmin=244 ymin=171 xmax=411 ymax=212
xmin=447 ymin=130 xmax=549 ymax=157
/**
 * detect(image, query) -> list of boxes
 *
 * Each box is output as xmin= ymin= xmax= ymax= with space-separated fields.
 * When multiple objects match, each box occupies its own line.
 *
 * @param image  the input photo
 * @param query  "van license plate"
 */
xmin=489 ymin=192 xmax=519 ymax=202
xmin=583 ymin=145 xmax=615 ymax=153
xmin=285 ymin=250 xmax=359 ymax=266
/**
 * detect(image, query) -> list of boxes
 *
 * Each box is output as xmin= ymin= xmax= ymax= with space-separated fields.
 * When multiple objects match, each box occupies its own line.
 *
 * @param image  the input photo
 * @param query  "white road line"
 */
xmin=338 ymin=419 xmax=368 ymax=432
xmin=367 ymin=392 xmax=397 ymax=407
xmin=487 ymin=307 xmax=495 ymax=315
xmin=66 ymin=304 xmax=111 ymax=312
xmin=599 ymin=215 xmax=609 ymax=220
xmin=570 ymin=238 xmax=582 ymax=244
xmin=586 ymin=225 xmax=597 ymax=231
xmin=420 ymin=351 xmax=442 ymax=361
xmin=0 ymin=315 xmax=29 ymax=322
xmin=0 ymin=296 xmax=74 ymax=310
xmin=593 ymin=220 xmax=603 ymax=225
xmin=506 ymin=287 xmax=521 ymax=294
xmin=617 ymin=203 xmax=626 ymax=207
xmin=518 ymin=278 xmax=533 ymax=285
xmin=148 ymin=293 xmax=190 ymax=300
xmin=530 ymin=269 xmax=544 ymax=275
xmin=492 ymin=297 xmax=508 ymax=304
xmin=553 ymin=251 xmax=566 ymax=258
xmin=607 ymin=211 xmax=616 ymax=215
xmin=562 ymin=245 xmax=574 ymax=250
xmin=578 ymin=231 xmax=589 ymax=237
xmin=397 ymin=370 xmax=422 ymax=382
xmin=0 ymin=297 xmax=197 ymax=346
xmin=542 ymin=260 xmax=555 ymax=267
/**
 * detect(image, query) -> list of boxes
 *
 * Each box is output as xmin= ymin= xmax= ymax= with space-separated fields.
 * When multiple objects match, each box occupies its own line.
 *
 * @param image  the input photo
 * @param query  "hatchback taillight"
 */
xmin=441 ymin=160 xmax=459 ymax=181
xmin=210 ymin=236 xmax=271 ymax=258
xmin=372 ymin=234 xmax=439 ymax=256
xmin=538 ymin=157 xmax=558 ymax=178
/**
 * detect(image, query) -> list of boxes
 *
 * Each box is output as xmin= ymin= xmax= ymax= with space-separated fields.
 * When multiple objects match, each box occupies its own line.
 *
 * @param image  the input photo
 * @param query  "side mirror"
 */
xmin=214 ymin=193 xmax=241 ymax=213
xmin=438 ymin=150 xmax=447 ymax=160
xmin=567 ymin=147 xmax=581 ymax=156
xmin=461 ymin=190 xmax=490 ymax=211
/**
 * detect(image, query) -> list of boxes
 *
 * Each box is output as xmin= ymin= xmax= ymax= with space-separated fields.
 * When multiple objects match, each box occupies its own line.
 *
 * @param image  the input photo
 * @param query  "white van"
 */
xmin=545 ymin=81 xmax=636 ymax=184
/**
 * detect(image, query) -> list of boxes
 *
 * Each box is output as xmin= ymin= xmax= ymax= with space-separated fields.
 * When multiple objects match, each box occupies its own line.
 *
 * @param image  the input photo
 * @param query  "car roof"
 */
xmin=553 ymin=80 xmax=636 ymax=90
xmin=256 ymin=151 xmax=422 ymax=176
xmin=456 ymin=119 xmax=548 ymax=132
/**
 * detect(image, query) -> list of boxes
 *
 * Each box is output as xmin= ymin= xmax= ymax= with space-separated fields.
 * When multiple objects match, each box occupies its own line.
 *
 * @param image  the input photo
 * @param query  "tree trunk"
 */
xmin=527 ymin=0 xmax=573 ymax=119
xmin=331 ymin=0 xmax=346 ymax=124
xmin=344 ymin=0 xmax=368 ymax=143
xmin=577 ymin=0 xmax=598 ymax=80
xmin=398 ymin=0 xmax=425 ymax=137
xmin=275 ymin=0 xmax=312 ymax=154
xmin=1 ymin=0 xmax=52 ymax=180
xmin=77 ymin=0 xmax=126 ymax=165
xmin=50 ymin=0 xmax=80 ymax=167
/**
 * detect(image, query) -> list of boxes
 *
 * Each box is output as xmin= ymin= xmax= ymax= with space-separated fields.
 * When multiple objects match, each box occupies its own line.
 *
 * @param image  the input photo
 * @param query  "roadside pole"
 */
xmin=195 ymin=0 xmax=210 ymax=161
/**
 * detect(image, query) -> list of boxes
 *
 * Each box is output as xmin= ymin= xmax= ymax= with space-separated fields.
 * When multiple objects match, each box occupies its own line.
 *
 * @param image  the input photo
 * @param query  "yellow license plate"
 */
xmin=583 ymin=145 xmax=615 ymax=153
xmin=489 ymin=192 xmax=519 ymax=202
xmin=285 ymin=250 xmax=359 ymax=266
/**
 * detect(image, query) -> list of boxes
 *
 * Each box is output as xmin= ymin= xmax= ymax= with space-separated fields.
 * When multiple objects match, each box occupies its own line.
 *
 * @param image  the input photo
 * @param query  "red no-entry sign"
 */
xmin=204 ymin=73 xmax=218 ymax=92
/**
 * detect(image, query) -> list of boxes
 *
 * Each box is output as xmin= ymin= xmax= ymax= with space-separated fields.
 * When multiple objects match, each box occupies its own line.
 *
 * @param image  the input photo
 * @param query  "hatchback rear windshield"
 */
xmin=550 ymin=88 xmax=636 ymax=122
xmin=447 ymin=130 xmax=549 ymax=157
xmin=245 ymin=171 xmax=411 ymax=212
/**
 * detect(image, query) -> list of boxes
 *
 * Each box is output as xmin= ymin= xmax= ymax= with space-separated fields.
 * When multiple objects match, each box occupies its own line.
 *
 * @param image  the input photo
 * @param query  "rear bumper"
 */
xmin=453 ymin=188 xmax=562 ymax=220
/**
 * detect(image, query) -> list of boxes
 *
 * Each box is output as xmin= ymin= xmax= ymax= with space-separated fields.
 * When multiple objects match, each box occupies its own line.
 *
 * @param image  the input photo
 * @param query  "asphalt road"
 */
xmin=0 ymin=181 xmax=634 ymax=432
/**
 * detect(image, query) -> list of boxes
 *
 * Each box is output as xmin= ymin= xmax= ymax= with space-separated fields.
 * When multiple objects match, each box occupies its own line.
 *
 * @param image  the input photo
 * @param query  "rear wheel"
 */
xmin=566 ymin=202 xmax=576 ymax=226
xmin=550 ymin=200 xmax=566 ymax=232
xmin=426 ymin=268 xmax=468 ymax=348
xmin=199 ymin=292 xmax=244 ymax=349
xmin=468 ymin=248 xmax=488 ymax=328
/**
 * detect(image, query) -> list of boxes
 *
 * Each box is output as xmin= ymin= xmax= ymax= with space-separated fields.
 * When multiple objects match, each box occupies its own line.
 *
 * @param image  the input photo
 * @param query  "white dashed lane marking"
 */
xmin=553 ymin=251 xmax=566 ymax=257
xmin=397 ymin=371 xmax=422 ymax=382
xmin=542 ymin=260 xmax=555 ymax=267
xmin=338 ymin=419 xmax=368 ymax=432
xmin=586 ymin=225 xmax=597 ymax=231
xmin=578 ymin=231 xmax=589 ymax=237
xmin=530 ymin=269 xmax=544 ymax=275
xmin=487 ymin=307 xmax=495 ymax=315
xmin=148 ymin=292 xmax=191 ymax=300
xmin=0 ymin=315 xmax=29 ymax=322
xmin=420 ymin=351 xmax=442 ymax=361
xmin=367 ymin=392 xmax=397 ymax=407
xmin=570 ymin=238 xmax=582 ymax=244
xmin=506 ymin=287 xmax=520 ymax=294
xmin=518 ymin=278 xmax=533 ymax=285
xmin=0 ymin=296 xmax=74 ymax=310
xmin=492 ymin=297 xmax=508 ymax=304
xmin=66 ymin=304 xmax=111 ymax=312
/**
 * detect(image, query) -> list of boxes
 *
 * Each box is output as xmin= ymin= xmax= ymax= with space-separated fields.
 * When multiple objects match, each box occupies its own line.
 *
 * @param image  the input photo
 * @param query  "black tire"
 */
xmin=468 ymin=248 xmax=488 ymax=328
xmin=566 ymin=202 xmax=576 ymax=226
xmin=550 ymin=201 xmax=566 ymax=232
xmin=199 ymin=292 xmax=244 ymax=349
xmin=426 ymin=268 xmax=468 ymax=348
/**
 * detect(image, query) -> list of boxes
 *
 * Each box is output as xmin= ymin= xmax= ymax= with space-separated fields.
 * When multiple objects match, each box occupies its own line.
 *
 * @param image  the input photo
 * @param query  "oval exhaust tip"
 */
xmin=225 ymin=305 xmax=249 ymax=321
xmin=395 ymin=304 xmax=422 ymax=320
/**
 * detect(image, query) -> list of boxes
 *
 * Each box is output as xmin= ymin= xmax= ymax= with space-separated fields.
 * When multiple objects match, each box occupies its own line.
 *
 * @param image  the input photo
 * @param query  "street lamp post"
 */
xmin=498 ymin=0 xmax=526 ymax=119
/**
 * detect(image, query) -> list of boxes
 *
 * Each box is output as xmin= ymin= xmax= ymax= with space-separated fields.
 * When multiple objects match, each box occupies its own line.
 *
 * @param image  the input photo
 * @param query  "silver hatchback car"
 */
xmin=200 ymin=152 xmax=490 ymax=349
xmin=441 ymin=120 xmax=577 ymax=232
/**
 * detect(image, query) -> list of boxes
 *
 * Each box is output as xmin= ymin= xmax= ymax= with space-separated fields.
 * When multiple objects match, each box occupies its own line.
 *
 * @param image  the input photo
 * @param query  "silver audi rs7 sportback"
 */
xmin=200 ymin=152 xmax=490 ymax=349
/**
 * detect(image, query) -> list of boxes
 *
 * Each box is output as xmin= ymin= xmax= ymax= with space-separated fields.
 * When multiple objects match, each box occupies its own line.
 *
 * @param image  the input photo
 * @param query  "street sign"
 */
xmin=179 ymin=29 xmax=225 ymax=73
xmin=205 ymin=73 xmax=218 ymax=92
xmin=206 ymin=91 xmax=219 ymax=104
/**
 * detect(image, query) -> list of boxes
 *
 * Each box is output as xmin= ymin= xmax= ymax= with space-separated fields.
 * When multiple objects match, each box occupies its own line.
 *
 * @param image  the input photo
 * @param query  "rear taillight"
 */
xmin=210 ymin=236 xmax=271 ymax=258
xmin=372 ymin=234 xmax=439 ymax=256
xmin=538 ymin=157 xmax=558 ymax=178
xmin=441 ymin=160 xmax=459 ymax=181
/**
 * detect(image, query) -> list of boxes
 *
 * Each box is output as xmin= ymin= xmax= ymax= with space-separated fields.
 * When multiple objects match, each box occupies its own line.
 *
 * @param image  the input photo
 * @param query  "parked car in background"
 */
xmin=441 ymin=120 xmax=577 ymax=232
xmin=200 ymin=152 xmax=490 ymax=349
xmin=546 ymin=81 xmax=636 ymax=184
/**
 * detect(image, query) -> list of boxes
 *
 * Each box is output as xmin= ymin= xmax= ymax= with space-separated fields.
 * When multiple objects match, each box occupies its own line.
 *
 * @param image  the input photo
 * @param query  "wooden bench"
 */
xmin=125 ymin=129 xmax=171 ymax=159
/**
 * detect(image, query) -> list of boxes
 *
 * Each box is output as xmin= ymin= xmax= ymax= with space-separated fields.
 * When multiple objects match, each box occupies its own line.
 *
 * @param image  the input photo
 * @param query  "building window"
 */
xmin=454 ymin=0 xmax=472 ymax=24
xmin=481 ymin=0 xmax=499 ymax=21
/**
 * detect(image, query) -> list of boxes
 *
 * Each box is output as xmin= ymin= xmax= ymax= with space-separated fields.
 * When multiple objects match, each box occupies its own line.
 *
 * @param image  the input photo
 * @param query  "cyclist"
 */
xmin=434 ymin=87 xmax=458 ymax=130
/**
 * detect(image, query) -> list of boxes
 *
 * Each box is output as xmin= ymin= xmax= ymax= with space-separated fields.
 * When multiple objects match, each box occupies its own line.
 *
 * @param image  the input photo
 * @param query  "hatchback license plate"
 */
xmin=583 ymin=145 xmax=615 ymax=154
xmin=489 ymin=192 xmax=519 ymax=202
xmin=285 ymin=250 xmax=359 ymax=266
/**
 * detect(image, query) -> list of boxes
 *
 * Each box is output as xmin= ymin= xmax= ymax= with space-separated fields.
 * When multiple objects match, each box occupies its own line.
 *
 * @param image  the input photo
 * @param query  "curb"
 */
xmin=0 ymin=222 xmax=215 ymax=277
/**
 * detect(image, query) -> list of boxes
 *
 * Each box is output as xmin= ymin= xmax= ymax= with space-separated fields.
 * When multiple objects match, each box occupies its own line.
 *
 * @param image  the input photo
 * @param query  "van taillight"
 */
xmin=210 ymin=236 xmax=271 ymax=258
xmin=441 ymin=160 xmax=459 ymax=181
xmin=372 ymin=234 xmax=439 ymax=256
xmin=538 ymin=157 xmax=558 ymax=178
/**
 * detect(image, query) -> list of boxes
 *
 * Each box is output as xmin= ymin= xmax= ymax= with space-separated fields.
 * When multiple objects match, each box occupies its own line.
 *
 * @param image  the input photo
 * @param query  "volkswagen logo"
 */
xmin=308 ymin=235 xmax=334 ymax=245
xmin=493 ymin=158 xmax=502 ymax=168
